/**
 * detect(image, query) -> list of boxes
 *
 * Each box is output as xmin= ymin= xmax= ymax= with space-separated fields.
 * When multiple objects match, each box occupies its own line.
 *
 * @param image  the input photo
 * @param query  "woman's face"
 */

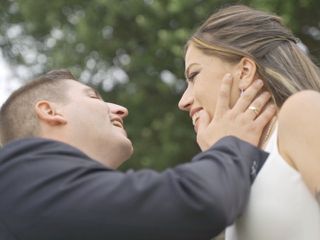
xmin=178 ymin=43 xmax=241 ymax=132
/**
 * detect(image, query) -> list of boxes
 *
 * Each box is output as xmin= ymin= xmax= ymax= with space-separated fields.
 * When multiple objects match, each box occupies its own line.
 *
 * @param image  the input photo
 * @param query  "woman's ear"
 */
xmin=35 ymin=100 xmax=67 ymax=125
xmin=237 ymin=57 xmax=257 ymax=90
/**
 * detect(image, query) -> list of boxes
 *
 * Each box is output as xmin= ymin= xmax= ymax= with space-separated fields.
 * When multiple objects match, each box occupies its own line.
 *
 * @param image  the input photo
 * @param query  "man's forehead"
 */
xmin=65 ymin=80 xmax=102 ymax=98
xmin=65 ymin=79 xmax=90 ymax=90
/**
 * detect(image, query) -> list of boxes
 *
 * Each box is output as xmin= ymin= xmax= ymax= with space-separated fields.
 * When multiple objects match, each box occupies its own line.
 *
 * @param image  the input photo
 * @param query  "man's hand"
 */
xmin=197 ymin=73 xmax=276 ymax=151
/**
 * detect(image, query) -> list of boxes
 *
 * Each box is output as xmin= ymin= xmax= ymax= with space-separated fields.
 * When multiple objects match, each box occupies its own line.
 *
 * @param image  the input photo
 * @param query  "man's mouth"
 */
xmin=111 ymin=120 xmax=124 ymax=129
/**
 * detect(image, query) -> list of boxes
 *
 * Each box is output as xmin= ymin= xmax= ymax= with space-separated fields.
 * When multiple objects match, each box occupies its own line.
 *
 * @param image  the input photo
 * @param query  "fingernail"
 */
xmin=269 ymin=104 xmax=277 ymax=111
xmin=225 ymin=73 xmax=232 ymax=80
xmin=255 ymin=80 xmax=263 ymax=86
xmin=263 ymin=91 xmax=271 ymax=97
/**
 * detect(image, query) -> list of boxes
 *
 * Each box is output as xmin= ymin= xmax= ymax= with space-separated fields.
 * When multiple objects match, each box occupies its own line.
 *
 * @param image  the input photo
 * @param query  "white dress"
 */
xmin=225 ymin=126 xmax=320 ymax=240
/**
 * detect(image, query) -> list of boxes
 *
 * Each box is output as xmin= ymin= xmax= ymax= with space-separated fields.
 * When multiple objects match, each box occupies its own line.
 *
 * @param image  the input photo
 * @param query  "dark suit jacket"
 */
xmin=0 ymin=137 xmax=268 ymax=240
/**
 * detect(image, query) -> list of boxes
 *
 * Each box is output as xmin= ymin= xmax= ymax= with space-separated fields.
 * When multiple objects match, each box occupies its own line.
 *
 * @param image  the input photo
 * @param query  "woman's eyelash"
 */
xmin=188 ymin=71 xmax=199 ymax=81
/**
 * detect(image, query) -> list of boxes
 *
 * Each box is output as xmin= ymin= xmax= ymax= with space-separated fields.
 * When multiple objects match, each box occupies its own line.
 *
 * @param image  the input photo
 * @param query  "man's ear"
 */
xmin=35 ymin=100 xmax=67 ymax=125
xmin=237 ymin=57 xmax=257 ymax=90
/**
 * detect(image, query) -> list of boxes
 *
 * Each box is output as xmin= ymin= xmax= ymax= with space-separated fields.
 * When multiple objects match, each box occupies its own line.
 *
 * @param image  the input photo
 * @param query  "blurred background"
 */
xmin=1 ymin=0 xmax=320 ymax=170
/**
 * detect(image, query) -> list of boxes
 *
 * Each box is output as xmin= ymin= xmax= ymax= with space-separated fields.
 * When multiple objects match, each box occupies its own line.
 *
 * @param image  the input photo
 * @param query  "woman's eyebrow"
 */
xmin=185 ymin=63 xmax=200 ymax=79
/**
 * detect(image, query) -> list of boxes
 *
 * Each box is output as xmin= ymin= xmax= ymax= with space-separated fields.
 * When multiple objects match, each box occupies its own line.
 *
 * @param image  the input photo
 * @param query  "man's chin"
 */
xmin=120 ymin=139 xmax=134 ymax=160
xmin=102 ymin=142 xmax=133 ymax=169
xmin=114 ymin=126 xmax=128 ymax=137
xmin=125 ymin=141 xmax=134 ymax=158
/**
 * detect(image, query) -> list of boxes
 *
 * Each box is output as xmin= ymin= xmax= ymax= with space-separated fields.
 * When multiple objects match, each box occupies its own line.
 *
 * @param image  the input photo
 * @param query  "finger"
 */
xmin=215 ymin=73 xmax=233 ymax=117
xmin=196 ymin=110 xmax=211 ymax=151
xmin=233 ymin=79 xmax=264 ymax=114
xmin=245 ymin=91 xmax=271 ymax=119
xmin=196 ymin=110 xmax=210 ymax=135
xmin=255 ymin=104 xmax=277 ymax=127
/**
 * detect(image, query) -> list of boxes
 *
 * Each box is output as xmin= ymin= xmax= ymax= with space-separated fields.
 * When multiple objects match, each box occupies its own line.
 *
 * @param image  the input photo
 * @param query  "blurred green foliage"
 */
xmin=1 ymin=0 xmax=319 ymax=170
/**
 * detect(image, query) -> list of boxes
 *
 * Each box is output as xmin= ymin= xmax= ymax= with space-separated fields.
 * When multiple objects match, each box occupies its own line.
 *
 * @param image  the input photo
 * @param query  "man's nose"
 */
xmin=107 ymin=103 xmax=129 ymax=118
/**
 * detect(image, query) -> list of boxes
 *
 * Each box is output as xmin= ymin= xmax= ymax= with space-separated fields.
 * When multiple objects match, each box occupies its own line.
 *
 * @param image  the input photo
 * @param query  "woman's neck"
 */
xmin=259 ymin=116 xmax=277 ymax=149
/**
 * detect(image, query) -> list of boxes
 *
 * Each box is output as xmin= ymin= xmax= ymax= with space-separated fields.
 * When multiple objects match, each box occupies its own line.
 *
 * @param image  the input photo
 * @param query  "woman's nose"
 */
xmin=178 ymin=89 xmax=193 ymax=111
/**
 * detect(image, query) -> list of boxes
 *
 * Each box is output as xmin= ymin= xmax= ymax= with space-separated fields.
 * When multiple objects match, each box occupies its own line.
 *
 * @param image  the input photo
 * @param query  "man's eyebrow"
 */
xmin=84 ymin=86 xmax=103 ymax=99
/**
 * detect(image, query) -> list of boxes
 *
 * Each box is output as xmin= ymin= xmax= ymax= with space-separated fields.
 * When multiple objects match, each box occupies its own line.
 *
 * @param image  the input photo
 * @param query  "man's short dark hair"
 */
xmin=0 ymin=69 xmax=76 ymax=145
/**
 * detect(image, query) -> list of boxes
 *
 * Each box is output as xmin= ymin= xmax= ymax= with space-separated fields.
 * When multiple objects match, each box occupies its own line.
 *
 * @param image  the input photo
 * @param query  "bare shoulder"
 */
xmin=278 ymin=90 xmax=320 ymax=141
xmin=278 ymin=90 xmax=320 ymax=196
xmin=279 ymin=90 xmax=320 ymax=120
xmin=278 ymin=90 xmax=320 ymax=145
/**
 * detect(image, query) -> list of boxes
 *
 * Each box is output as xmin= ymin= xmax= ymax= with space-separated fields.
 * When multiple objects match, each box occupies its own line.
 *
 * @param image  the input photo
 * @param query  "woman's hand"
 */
xmin=197 ymin=73 xmax=276 ymax=151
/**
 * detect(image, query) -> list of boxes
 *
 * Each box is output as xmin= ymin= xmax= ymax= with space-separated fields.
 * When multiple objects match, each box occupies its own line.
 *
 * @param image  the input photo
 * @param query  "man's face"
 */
xmin=58 ymin=80 xmax=133 ymax=168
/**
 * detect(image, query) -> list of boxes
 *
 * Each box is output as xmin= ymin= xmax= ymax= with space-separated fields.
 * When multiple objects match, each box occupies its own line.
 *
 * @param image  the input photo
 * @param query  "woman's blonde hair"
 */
xmin=189 ymin=5 xmax=320 ymax=107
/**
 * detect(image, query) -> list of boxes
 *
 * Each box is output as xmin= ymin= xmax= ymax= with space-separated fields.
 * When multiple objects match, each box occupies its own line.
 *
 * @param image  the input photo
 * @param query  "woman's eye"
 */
xmin=188 ymin=72 xmax=199 ymax=82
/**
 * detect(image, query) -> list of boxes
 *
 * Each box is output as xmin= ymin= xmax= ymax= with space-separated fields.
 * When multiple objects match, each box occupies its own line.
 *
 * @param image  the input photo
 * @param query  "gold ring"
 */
xmin=249 ymin=106 xmax=259 ymax=115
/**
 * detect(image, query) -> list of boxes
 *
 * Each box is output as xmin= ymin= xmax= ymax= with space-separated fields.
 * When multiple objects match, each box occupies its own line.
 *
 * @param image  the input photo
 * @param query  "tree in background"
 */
xmin=1 ymin=0 xmax=319 ymax=170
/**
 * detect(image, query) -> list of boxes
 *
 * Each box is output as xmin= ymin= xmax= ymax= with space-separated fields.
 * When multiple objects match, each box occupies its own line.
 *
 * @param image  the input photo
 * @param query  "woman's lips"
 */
xmin=192 ymin=111 xmax=200 ymax=126
xmin=192 ymin=111 xmax=202 ymax=133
